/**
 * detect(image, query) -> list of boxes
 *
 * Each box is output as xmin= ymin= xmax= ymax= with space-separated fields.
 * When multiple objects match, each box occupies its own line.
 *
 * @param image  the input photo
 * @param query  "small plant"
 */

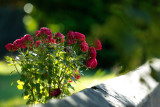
xmin=5 ymin=27 xmax=102 ymax=104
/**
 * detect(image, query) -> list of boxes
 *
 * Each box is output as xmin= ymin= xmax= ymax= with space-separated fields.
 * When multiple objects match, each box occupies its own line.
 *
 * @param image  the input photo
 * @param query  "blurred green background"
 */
xmin=1 ymin=0 xmax=160 ymax=106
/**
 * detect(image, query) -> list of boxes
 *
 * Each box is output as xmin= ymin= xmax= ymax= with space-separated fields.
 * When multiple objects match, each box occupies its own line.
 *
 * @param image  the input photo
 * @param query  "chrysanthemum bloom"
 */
xmin=88 ymin=46 xmax=97 ymax=58
xmin=80 ymin=41 xmax=88 ymax=52
xmin=55 ymin=32 xmax=65 ymax=44
xmin=75 ymin=32 xmax=86 ymax=42
xmin=13 ymin=39 xmax=23 ymax=49
xmin=86 ymin=58 xmax=97 ymax=69
xmin=50 ymin=88 xmax=61 ymax=97
xmin=5 ymin=43 xmax=17 ymax=52
xmin=94 ymin=39 xmax=102 ymax=50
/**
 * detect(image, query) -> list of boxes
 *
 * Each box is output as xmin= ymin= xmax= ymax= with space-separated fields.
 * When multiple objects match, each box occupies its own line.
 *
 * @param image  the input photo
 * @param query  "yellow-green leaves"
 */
xmin=5 ymin=56 xmax=13 ymax=62
xmin=17 ymin=80 xmax=24 ymax=90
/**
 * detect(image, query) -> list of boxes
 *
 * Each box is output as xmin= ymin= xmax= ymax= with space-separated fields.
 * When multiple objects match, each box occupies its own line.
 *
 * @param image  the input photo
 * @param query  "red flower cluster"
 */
xmin=5 ymin=27 xmax=65 ymax=52
xmin=86 ymin=58 xmax=97 ymax=69
xmin=21 ymin=34 xmax=34 ymax=48
xmin=80 ymin=41 xmax=88 ymax=52
xmin=5 ymin=43 xmax=17 ymax=52
xmin=35 ymin=27 xmax=52 ymax=40
xmin=67 ymin=31 xmax=76 ymax=45
xmin=5 ymin=27 xmax=102 ymax=69
xmin=74 ymin=32 xmax=86 ymax=42
xmin=13 ymin=39 xmax=23 ymax=49
xmin=55 ymin=32 xmax=65 ymax=44
xmin=50 ymin=88 xmax=61 ymax=97
xmin=94 ymin=39 xmax=102 ymax=50
xmin=5 ymin=27 xmax=102 ymax=101
xmin=35 ymin=40 xmax=41 ymax=47
xmin=5 ymin=34 xmax=34 ymax=52
xmin=88 ymin=46 xmax=97 ymax=58
xmin=86 ymin=39 xmax=102 ymax=69
xmin=67 ymin=31 xmax=88 ymax=52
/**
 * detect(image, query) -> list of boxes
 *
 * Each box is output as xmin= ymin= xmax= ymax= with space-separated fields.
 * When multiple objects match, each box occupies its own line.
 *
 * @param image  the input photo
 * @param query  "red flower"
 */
xmin=50 ymin=88 xmax=61 ymax=97
xmin=88 ymin=46 xmax=97 ymax=58
xmin=35 ymin=40 xmax=41 ymax=47
xmin=35 ymin=27 xmax=53 ymax=41
xmin=35 ymin=30 xmax=42 ymax=38
xmin=35 ymin=27 xmax=53 ymax=42
xmin=23 ymin=34 xmax=33 ymax=42
xmin=40 ymin=27 xmax=52 ymax=36
xmin=86 ymin=58 xmax=97 ymax=69
xmin=94 ymin=39 xmax=102 ymax=50
xmin=13 ymin=39 xmax=23 ymax=48
xmin=51 ymin=38 xmax=56 ymax=44
xmin=55 ymin=32 xmax=65 ymax=44
xmin=73 ymin=70 xmax=81 ymax=80
xmin=67 ymin=31 xmax=76 ymax=45
xmin=44 ymin=38 xmax=51 ymax=43
xmin=5 ymin=43 xmax=17 ymax=52
xmin=21 ymin=34 xmax=34 ymax=48
xmin=80 ymin=41 xmax=88 ymax=52
xmin=75 ymin=32 xmax=86 ymax=42
xmin=69 ymin=80 xmax=73 ymax=83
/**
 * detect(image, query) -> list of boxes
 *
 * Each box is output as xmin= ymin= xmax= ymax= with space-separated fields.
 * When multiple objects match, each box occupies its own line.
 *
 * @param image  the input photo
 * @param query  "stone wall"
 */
xmin=34 ymin=59 xmax=160 ymax=107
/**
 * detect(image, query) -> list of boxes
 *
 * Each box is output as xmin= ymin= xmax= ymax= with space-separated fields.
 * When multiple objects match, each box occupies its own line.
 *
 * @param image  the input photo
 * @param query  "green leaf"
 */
xmin=24 ymin=80 xmax=29 ymax=87
xmin=24 ymin=91 xmax=29 ymax=95
xmin=17 ymin=85 xmax=23 ymax=90
xmin=36 ymin=83 xmax=40 ymax=92
xmin=31 ymin=83 xmax=36 ymax=87
xmin=38 ymin=93 xmax=42 ymax=99
xmin=20 ymin=75 xmax=26 ymax=81
xmin=63 ymin=88 xmax=71 ymax=96
xmin=25 ymin=85 xmax=30 ymax=90
xmin=11 ymin=78 xmax=16 ymax=86
xmin=5 ymin=56 xmax=12 ymax=62
xmin=67 ymin=83 xmax=75 ymax=90
xmin=8 ymin=63 xmax=13 ymax=66
xmin=10 ymin=70 xmax=15 ymax=76
xmin=45 ymin=97 xmax=50 ymax=102
xmin=26 ymin=100 xmax=31 ymax=105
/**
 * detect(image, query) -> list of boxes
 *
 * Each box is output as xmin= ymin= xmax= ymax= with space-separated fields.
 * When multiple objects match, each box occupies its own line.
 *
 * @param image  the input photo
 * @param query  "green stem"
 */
xmin=48 ymin=49 xmax=52 ymax=97
xmin=32 ymin=85 xmax=35 ymax=104
xmin=13 ymin=62 xmax=20 ymax=74
xmin=49 ymin=77 xmax=51 ymax=97
xmin=10 ymin=52 xmax=20 ymax=74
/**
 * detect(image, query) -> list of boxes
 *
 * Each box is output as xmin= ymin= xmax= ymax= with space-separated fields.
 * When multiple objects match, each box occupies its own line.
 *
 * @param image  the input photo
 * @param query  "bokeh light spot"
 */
xmin=24 ymin=3 xmax=33 ymax=14
xmin=23 ymin=15 xmax=38 ymax=34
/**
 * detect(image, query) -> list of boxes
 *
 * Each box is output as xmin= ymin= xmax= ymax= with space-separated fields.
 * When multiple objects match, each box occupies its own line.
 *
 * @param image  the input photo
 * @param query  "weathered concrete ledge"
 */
xmin=35 ymin=59 xmax=160 ymax=107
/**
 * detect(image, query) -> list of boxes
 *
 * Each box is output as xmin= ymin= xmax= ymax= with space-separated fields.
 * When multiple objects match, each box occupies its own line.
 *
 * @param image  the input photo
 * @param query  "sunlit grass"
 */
xmin=0 ymin=61 xmax=20 ymax=75
xmin=0 ymin=61 xmax=116 ymax=107
xmin=0 ymin=97 xmax=26 ymax=107
xmin=72 ymin=69 xmax=116 ymax=92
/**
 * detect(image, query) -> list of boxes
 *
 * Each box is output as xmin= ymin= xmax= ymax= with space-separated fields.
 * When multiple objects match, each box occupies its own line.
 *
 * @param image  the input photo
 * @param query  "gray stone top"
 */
xmin=34 ymin=59 xmax=160 ymax=107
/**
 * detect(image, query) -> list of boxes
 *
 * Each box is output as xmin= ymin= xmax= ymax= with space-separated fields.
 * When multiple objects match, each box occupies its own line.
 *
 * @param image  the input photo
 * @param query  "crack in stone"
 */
xmin=91 ymin=86 xmax=135 ymax=107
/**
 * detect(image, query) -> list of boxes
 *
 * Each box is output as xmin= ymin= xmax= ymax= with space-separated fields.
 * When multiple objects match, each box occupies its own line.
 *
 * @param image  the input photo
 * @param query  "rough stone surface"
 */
xmin=34 ymin=59 xmax=160 ymax=107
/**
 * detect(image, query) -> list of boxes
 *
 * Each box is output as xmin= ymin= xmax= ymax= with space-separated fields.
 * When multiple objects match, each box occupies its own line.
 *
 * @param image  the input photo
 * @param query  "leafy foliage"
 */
xmin=5 ymin=27 xmax=102 ymax=105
